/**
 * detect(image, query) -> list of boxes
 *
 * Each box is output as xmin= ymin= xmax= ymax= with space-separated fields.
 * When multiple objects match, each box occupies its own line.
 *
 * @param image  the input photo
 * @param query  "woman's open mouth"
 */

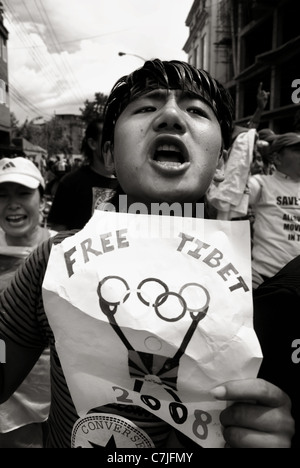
xmin=6 ymin=215 xmax=27 ymax=226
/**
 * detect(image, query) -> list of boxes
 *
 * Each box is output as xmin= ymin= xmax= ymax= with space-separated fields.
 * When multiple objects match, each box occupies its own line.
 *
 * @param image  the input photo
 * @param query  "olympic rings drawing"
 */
xmin=97 ymin=276 xmax=210 ymax=323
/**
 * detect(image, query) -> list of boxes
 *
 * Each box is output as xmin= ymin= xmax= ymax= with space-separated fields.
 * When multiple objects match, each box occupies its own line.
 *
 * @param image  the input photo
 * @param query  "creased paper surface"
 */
xmin=42 ymin=210 xmax=262 ymax=448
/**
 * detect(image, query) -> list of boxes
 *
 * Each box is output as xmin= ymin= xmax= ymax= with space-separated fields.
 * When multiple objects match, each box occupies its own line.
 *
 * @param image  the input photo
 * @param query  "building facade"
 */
xmin=183 ymin=0 xmax=233 ymax=84
xmin=0 ymin=2 xmax=10 ymax=156
xmin=183 ymin=0 xmax=300 ymax=132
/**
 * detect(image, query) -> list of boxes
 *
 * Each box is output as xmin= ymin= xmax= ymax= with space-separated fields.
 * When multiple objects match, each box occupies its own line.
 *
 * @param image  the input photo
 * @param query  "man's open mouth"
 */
xmin=153 ymin=144 xmax=186 ymax=166
xmin=150 ymin=137 xmax=191 ymax=174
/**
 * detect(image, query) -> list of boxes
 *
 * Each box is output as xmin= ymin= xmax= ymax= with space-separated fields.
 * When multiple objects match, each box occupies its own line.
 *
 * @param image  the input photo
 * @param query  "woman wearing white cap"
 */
xmin=0 ymin=157 xmax=54 ymax=448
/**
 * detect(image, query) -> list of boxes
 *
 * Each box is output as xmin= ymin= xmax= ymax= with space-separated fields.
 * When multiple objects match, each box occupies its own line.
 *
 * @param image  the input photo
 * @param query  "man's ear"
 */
xmin=102 ymin=141 xmax=115 ymax=173
xmin=272 ymin=152 xmax=281 ymax=168
xmin=87 ymin=137 xmax=97 ymax=151
xmin=213 ymin=149 xmax=227 ymax=183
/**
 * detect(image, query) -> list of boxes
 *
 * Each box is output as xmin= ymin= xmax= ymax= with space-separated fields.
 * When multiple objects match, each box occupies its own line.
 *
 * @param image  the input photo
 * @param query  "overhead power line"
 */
xmin=2 ymin=1 xmax=69 ymax=97
xmin=9 ymin=28 xmax=132 ymax=49
xmin=34 ymin=0 xmax=86 ymax=103
xmin=10 ymin=82 xmax=53 ymax=119
xmin=2 ymin=0 xmax=87 ymax=118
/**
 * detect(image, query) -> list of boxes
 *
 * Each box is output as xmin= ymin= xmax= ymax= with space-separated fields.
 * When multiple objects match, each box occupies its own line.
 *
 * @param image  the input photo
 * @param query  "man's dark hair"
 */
xmin=81 ymin=119 xmax=104 ymax=164
xmin=294 ymin=110 xmax=300 ymax=133
xmin=102 ymin=59 xmax=234 ymax=151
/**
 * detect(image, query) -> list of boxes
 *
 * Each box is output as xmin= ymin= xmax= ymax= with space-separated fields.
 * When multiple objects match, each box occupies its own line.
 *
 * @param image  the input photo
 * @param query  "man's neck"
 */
xmin=90 ymin=160 xmax=115 ymax=178
xmin=277 ymin=168 xmax=300 ymax=182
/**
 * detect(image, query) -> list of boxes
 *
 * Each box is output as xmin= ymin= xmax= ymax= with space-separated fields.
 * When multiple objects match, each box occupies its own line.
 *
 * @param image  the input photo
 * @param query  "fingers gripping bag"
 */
xmin=42 ymin=210 xmax=262 ymax=448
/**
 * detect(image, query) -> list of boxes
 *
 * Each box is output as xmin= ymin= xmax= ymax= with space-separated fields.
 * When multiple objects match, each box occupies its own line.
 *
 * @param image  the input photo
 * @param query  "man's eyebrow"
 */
xmin=180 ymin=90 xmax=211 ymax=102
xmin=135 ymin=89 xmax=209 ymax=102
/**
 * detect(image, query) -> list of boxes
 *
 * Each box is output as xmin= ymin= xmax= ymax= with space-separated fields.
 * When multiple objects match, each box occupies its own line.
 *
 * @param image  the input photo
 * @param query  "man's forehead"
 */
xmin=137 ymin=88 xmax=201 ymax=98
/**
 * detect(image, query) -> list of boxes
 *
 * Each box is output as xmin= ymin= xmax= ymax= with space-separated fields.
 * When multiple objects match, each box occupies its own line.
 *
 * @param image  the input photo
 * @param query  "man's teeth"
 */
xmin=157 ymin=161 xmax=182 ymax=166
xmin=157 ymin=144 xmax=180 ymax=152
xmin=155 ymin=144 xmax=185 ymax=165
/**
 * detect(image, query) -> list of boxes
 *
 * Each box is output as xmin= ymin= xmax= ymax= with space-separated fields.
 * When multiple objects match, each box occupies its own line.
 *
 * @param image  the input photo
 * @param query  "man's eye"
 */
xmin=187 ymin=107 xmax=208 ymax=117
xmin=136 ymin=106 xmax=156 ymax=114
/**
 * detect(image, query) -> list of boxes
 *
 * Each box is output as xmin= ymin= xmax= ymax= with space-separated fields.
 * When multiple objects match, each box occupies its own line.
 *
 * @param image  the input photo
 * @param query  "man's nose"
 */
xmin=153 ymin=101 xmax=187 ymax=134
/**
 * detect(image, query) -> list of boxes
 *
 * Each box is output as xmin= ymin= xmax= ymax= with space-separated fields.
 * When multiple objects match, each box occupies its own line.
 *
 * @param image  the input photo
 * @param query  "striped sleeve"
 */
xmin=0 ymin=230 xmax=80 ymax=349
xmin=0 ymin=238 xmax=53 ymax=349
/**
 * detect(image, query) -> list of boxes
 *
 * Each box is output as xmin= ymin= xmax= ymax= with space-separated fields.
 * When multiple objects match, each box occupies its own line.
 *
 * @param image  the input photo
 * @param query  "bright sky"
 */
xmin=2 ymin=0 xmax=194 ymax=124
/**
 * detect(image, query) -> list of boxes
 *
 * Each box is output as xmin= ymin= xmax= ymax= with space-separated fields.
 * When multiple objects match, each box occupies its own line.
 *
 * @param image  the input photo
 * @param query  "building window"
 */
xmin=0 ymin=79 xmax=7 ymax=105
xmin=201 ymin=34 xmax=208 ymax=70
xmin=2 ymin=39 xmax=7 ymax=62
xmin=0 ymin=37 xmax=7 ymax=62
xmin=193 ymin=46 xmax=199 ymax=68
xmin=5 ymin=83 xmax=9 ymax=106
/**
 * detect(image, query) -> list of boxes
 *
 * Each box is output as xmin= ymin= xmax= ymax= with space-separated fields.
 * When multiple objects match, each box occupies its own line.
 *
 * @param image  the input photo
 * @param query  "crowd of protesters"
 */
xmin=0 ymin=61 xmax=299 ymax=448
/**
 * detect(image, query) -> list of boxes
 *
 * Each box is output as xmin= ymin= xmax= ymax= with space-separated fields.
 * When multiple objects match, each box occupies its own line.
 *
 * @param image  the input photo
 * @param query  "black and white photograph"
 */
xmin=0 ymin=0 xmax=299 ymax=452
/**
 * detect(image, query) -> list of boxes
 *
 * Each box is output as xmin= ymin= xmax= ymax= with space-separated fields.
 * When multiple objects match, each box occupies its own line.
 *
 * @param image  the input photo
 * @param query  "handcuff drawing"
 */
xmin=97 ymin=276 xmax=210 ymax=399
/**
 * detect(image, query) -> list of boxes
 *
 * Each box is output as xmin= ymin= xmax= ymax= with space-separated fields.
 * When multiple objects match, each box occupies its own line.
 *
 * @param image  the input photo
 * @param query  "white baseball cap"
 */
xmin=0 ymin=157 xmax=45 ymax=189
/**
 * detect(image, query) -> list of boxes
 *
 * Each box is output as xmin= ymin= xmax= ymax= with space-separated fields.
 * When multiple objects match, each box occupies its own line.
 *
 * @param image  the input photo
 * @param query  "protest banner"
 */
xmin=42 ymin=210 xmax=262 ymax=448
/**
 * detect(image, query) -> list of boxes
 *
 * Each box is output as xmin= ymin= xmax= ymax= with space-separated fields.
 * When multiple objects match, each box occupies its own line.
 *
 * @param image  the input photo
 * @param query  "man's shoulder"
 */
xmin=59 ymin=166 xmax=89 ymax=184
xmin=60 ymin=166 xmax=117 ymax=187
xmin=52 ymin=229 xmax=80 ymax=245
xmin=250 ymin=173 xmax=268 ymax=184
xmin=254 ymin=255 xmax=300 ymax=299
xmin=249 ymin=173 xmax=277 ymax=193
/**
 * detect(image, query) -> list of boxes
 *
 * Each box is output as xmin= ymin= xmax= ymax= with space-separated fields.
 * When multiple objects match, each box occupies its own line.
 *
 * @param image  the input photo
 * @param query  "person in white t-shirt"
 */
xmin=249 ymin=132 xmax=300 ymax=289
xmin=0 ymin=157 xmax=55 ymax=448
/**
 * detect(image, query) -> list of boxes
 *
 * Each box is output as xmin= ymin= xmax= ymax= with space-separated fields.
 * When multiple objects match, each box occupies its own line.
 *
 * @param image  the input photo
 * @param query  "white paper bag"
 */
xmin=42 ymin=210 xmax=262 ymax=448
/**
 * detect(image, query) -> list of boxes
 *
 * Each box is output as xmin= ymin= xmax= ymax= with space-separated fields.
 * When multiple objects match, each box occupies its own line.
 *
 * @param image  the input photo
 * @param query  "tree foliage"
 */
xmin=46 ymin=117 xmax=72 ymax=157
xmin=11 ymin=115 xmax=72 ymax=157
xmin=80 ymin=92 xmax=108 ymax=124
xmin=10 ymin=112 xmax=19 ymax=130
